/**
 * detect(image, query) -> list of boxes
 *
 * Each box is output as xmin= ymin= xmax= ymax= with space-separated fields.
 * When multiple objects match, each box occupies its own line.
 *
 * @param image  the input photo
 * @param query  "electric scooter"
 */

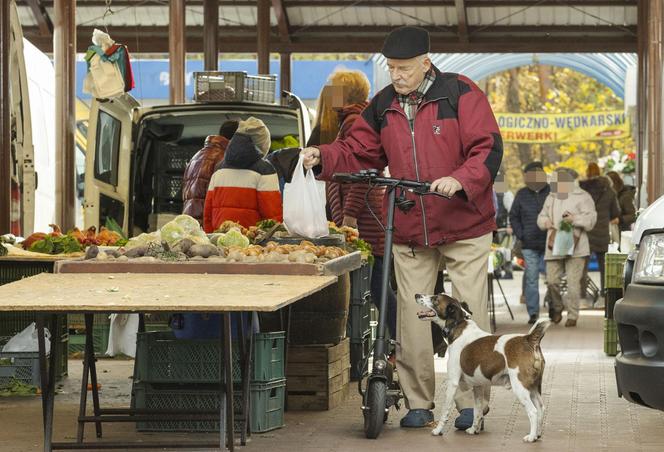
xmin=333 ymin=170 xmax=449 ymax=439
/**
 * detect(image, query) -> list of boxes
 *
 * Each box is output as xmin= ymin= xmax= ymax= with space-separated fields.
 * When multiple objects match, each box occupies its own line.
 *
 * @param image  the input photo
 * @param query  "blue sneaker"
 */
xmin=400 ymin=409 xmax=434 ymax=428
xmin=454 ymin=408 xmax=474 ymax=430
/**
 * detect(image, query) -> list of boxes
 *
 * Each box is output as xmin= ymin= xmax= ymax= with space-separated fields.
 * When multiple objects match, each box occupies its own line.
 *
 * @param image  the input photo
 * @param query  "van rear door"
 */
xmin=84 ymin=94 xmax=139 ymax=231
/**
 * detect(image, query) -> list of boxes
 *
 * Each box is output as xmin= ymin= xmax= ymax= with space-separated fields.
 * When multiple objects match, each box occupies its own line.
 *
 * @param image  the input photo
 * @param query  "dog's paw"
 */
xmin=523 ymin=434 xmax=538 ymax=443
xmin=431 ymin=424 xmax=444 ymax=436
xmin=466 ymin=426 xmax=480 ymax=435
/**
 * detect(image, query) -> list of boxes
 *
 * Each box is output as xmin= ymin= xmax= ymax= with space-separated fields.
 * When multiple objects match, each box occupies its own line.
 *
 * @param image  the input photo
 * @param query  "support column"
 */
xmin=203 ymin=0 xmax=219 ymax=71
xmin=0 ymin=0 xmax=9 ymax=233
xmin=54 ymin=0 xmax=76 ymax=231
xmin=637 ymin=0 xmax=647 ymax=207
xmin=280 ymin=53 xmax=291 ymax=93
xmin=257 ymin=0 xmax=270 ymax=74
xmin=169 ymin=0 xmax=186 ymax=103
xmin=646 ymin=0 xmax=663 ymax=202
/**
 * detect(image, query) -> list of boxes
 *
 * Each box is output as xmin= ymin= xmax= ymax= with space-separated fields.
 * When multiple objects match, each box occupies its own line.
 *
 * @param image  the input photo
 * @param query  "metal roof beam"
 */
xmin=455 ymin=0 xmax=468 ymax=43
xmin=25 ymin=0 xmax=53 ymax=36
xmin=272 ymin=0 xmax=292 ymax=43
xmin=16 ymin=0 xmax=639 ymax=6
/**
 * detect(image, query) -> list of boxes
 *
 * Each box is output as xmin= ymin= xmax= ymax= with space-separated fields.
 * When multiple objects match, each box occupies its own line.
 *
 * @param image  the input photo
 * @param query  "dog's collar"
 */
xmin=441 ymin=314 xmax=470 ymax=342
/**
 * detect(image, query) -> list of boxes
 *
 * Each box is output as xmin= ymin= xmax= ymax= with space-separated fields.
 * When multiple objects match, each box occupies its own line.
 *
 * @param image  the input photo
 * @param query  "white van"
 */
xmin=8 ymin=0 xmax=60 ymax=236
xmin=84 ymin=78 xmax=310 ymax=236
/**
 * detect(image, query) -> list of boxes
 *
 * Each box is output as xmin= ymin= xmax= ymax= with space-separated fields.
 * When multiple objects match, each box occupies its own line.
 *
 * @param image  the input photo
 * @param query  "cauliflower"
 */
xmin=173 ymin=214 xmax=203 ymax=236
xmin=217 ymin=228 xmax=250 ymax=248
xmin=160 ymin=221 xmax=186 ymax=246
xmin=125 ymin=231 xmax=161 ymax=249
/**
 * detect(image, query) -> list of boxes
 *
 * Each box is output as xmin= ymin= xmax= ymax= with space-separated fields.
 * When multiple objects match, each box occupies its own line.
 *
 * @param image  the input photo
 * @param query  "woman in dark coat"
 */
xmin=607 ymin=171 xmax=637 ymax=231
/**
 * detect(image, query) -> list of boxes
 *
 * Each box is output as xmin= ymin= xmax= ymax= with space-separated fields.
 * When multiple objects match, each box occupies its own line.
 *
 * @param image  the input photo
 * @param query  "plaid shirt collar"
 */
xmin=397 ymin=69 xmax=436 ymax=121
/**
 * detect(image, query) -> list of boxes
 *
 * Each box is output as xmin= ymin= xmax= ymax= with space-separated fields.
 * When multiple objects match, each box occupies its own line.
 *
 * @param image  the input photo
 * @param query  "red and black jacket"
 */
xmin=317 ymin=66 xmax=503 ymax=247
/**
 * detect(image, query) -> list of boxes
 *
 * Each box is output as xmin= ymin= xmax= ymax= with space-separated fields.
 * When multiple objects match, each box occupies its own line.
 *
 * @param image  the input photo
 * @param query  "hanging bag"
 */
xmin=282 ymin=154 xmax=329 ymax=238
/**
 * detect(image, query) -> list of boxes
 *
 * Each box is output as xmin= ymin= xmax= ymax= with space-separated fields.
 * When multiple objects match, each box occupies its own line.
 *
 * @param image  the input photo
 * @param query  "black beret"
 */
xmin=381 ymin=26 xmax=430 ymax=59
xmin=523 ymin=161 xmax=544 ymax=172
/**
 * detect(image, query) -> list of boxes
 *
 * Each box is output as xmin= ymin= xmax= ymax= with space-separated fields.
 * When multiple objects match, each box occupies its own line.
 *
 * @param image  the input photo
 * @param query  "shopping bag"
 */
xmin=282 ymin=154 xmax=329 ymax=238
xmin=551 ymin=228 xmax=575 ymax=257
xmin=106 ymin=313 xmax=139 ymax=357
xmin=1 ymin=322 xmax=50 ymax=354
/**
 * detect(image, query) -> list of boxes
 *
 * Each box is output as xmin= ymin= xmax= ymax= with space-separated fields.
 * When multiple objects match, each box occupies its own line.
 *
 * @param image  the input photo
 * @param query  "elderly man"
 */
xmin=301 ymin=26 xmax=503 ymax=429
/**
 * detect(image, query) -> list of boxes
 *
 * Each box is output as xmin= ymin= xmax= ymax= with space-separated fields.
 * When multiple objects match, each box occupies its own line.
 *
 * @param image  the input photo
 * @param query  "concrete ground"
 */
xmin=2 ymin=271 xmax=664 ymax=451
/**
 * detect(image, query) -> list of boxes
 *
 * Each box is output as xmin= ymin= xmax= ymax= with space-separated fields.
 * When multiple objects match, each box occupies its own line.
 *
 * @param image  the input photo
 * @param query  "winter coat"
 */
xmin=509 ymin=184 xmax=551 ymax=251
xmin=579 ymin=176 xmax=620 ymax=253
xmin=203 ymin=133 xmax=283 ymax=232
xmin=537 ymin=186 xmax=597 ymax=260
xmin=182 ymin=135 xmax=229 ymax=224
xmin=616 ymin=185 xmax=637 ymax=231
xmin=316 ymin=66 xmax=503 ymax=247
xmin=325 ymin=102 xmax=386 ymax=256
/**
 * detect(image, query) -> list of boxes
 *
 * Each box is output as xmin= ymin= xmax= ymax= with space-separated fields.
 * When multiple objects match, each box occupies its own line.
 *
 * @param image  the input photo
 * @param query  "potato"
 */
xmin=85 ymin=245 xmax=99 ymax=260
xmin=124 ymin=246 xmax=148 ymax=258
xmin=187 ymin=244 xmax=220 ymax=258
xmin=172 ymin=238 xmax=194 ymax=254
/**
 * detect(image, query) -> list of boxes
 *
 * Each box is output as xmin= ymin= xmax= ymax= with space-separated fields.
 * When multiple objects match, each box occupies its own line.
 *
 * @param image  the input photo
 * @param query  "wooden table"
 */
xmin=0 ymin=273 xmax=336 ymax=452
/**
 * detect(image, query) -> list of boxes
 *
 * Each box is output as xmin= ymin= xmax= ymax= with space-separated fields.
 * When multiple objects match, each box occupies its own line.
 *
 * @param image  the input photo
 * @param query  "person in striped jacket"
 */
xmin=203 ymin=117 xmax=283 ymax=232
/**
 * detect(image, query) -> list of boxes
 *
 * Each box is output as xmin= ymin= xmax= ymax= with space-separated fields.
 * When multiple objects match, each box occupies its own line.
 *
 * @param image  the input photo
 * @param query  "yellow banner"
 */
xmin=495 ymin=110 xmax=630 ymax=144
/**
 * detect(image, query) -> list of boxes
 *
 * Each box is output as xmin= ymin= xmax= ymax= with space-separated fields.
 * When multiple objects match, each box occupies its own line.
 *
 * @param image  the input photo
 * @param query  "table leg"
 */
xmin=44 ymin=315 xmax=61 ymax=451
xmin=36 ymin=314 xmax=53 ymax=452
xmin=223 ymin=313 xmax=235 ymax=452
xmin=495 ymin=278 xmax=515 ymax=320
xmin=238 ymin=314 xmax=249 ymax=445
xmin=76 ymin=315 xmax=93 ymax=442
xmin=488 ymin=274 xmax=496 ymax=333
xmin=85 ymin=315 xmax=103 ymax=438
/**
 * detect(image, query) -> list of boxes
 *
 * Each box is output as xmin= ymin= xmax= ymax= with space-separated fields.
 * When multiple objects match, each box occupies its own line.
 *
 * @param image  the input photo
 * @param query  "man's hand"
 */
xmin=543 ymin=219 xmax=554 ymax=230
xmin=430 ymin=176 xmax=463 ymax=197
xmin=562 ymin=211 xmax=575 ymax=224
xmin=301 ymin=147 xmax=321 ymax=169
xmin=342 ymin=216 xmax=358 ymax=228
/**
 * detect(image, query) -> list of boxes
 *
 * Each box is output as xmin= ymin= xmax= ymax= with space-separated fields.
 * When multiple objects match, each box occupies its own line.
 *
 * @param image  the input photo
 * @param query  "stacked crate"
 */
xmin=0 ymin=260 xmax=67 ymax=380
xmin=132 ymin=330 xmax=286 ymax=433
xmin=347 ymin=263 xmax=372 ymax=380
xmin=153 ymin=142 xmax=199 ymax=214
xmin=286 ymin=338 xmax=350 ymax=410
xmin=67 ymin=314 xmax=111 ymax=357
xmin=604 ymin=253 xmax=628 ymax=356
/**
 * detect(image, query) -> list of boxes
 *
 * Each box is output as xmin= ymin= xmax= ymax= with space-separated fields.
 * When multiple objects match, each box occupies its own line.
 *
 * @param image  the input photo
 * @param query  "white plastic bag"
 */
xmin=2 ymin=322 xmax=50 ymax=354
xmin=282 ymin=154 xmax=329 ymax=238
xmin=106 ymin=314 xmax=139 ymax=357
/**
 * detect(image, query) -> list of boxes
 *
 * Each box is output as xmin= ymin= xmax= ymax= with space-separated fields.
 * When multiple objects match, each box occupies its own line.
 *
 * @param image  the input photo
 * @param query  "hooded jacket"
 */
xmin=182 ymin=135 xmax=229 ymax=223
xmin=579 ymin=176 xmax=620 ymax=252
xmin=616 ymin=185 xmax=637 ymax=231
xmin=316 ymin=66 xmax=503 ymax=247
xmin=537 ymin=186 xmax=597 ymax=260
xmin=203 ymin=133 xmax=283 ymax=232
xmin=325 ymin=102 xmax=386 ymax=256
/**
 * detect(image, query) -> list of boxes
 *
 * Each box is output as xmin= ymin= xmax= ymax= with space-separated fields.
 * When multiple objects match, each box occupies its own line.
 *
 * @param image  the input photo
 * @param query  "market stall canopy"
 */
xmin=18 ymin=0 xmax=637 ymax=54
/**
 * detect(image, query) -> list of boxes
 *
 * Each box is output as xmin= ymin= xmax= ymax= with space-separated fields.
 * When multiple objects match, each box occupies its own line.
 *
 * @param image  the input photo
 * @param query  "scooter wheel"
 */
xmin=364 ymin=379 xmax=387 ymax=439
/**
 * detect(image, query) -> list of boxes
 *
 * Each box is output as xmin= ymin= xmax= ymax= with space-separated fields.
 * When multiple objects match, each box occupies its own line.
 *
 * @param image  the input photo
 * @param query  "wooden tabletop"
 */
xmin=0 ymin=273 xmax=337 ymax=313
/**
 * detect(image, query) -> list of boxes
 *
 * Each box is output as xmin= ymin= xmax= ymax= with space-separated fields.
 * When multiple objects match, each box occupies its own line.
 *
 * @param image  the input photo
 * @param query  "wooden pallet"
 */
xmin=286 ymin=338 xmax=351 ymax=411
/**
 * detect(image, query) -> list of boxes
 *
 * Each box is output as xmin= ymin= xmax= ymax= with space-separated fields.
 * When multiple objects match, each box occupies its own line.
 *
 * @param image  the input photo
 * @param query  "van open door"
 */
xmin=84 ymin=94 xmax=139 ymax=232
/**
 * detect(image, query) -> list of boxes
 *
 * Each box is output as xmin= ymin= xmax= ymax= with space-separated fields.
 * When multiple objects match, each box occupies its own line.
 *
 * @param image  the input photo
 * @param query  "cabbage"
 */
xmin=160 ymin=221 xmax=186 ymax=246
xmin=126 ymin=231 xmax=161 ymax=249
xmin=173 ymin=214 xmax=203 ymax=235
xmin=217 ymin=228 xmax=250 ymax=248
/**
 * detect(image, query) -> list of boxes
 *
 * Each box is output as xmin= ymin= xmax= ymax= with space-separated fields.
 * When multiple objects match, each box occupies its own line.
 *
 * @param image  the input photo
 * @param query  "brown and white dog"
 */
xmin=415 ymin=293 xmax=550 ymax=443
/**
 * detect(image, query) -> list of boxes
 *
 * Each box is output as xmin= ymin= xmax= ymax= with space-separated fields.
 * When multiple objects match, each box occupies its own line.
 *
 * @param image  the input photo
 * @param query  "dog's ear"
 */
xmin=445 ymin=303 xmax=457 ymax=318
xmin=460 ymin=301 xmax=473 ymax=316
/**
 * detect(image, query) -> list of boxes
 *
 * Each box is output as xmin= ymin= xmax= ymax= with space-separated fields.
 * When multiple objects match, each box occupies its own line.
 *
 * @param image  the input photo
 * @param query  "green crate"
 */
xmin=605 ymin=253 xmax=628 ymax=290
xmin=68 ymin=324 xmax=110 ymax=356
xmin=604 ymin=318 xmax=619 ymax=356
xmin=135 ymin=331 xmax=284 ymax=385
xmin=0 ymin=334 xmax=67 ymax=387
xmin=133 ymin=379 xmax=286 ymax=433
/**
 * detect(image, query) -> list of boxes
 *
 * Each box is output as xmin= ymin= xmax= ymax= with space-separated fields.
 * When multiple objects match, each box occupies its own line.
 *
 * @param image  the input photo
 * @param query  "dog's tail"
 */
xmin=527 ymin=319 xmax=551 ymax=345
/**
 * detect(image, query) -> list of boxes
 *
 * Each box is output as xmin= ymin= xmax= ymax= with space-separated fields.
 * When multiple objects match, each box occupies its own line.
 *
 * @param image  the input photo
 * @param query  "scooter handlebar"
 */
xmin=332 ymin=172 xmax=451 ymax=198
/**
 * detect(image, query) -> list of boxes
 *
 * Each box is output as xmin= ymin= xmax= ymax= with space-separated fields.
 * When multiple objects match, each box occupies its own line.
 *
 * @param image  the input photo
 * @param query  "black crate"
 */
xmin=350 ymin=264 xmax=371 ymax=302
xmin=154 ymin=199 xmax=184 ymax=214
xmin=155 ymin=174 xmax=184 ymax=200
xmin=0 ymin=260 xmax=53 ymax=287
xmin=605 ymin=288 xmax=623 ymax=320
xmin=350 ymin=332 xmax=371 ymax=381
xmin=154 ymin=142 xmax=199 ymax=173
xmin=347 ymin=298 xmax=371 ymax=342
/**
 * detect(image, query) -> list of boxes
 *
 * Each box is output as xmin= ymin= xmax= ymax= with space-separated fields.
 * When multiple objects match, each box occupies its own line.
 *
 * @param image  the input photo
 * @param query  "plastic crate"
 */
xmin=134 ymin=379 xmax=286 ymax=433
xmin=155 ymin=174 xmax=183 ymax=200
xmin=194 ymin=71 xmax=277 ymax=104
xmin=350 ymin=332 xmax=371 ymax=381
xmin=347 ymin=298 xmax=371 ymax=342
xmin=0 ymin=333 xmax=68 ymax=387
xmin=252 ymin=332 xmax=285 ymax=382
xmin=154 ymin=142 xmax=199 ymax=172
xmin=0 ymin=260 xmax=53 ymax=286
xmin=154 ymin=199 xmax=183 ymax=214
xmin=604 ymin=318 xmax=619 ymax=356
xmin=350 ymin=263 xmax=372 ymax=302
xmin=68 ymin=313 xmax=111 ymax=332
xmin=68 ymin=324 xmax=110 ymax=356
xmin=605 ymin=253 xmax=628 ymax=290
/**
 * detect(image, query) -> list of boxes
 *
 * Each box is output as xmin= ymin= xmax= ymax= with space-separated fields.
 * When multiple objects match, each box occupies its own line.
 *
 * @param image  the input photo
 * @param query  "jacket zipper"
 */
xmin=384 ymin=95 xmax=447 ymax=247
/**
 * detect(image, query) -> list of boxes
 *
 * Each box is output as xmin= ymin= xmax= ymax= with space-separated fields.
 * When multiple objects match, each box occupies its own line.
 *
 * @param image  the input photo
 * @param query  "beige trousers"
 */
xmin=393 ymin=232 xmax=492 ymax=411
xmin=546 ymin=257 xmax=586 ymax=321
